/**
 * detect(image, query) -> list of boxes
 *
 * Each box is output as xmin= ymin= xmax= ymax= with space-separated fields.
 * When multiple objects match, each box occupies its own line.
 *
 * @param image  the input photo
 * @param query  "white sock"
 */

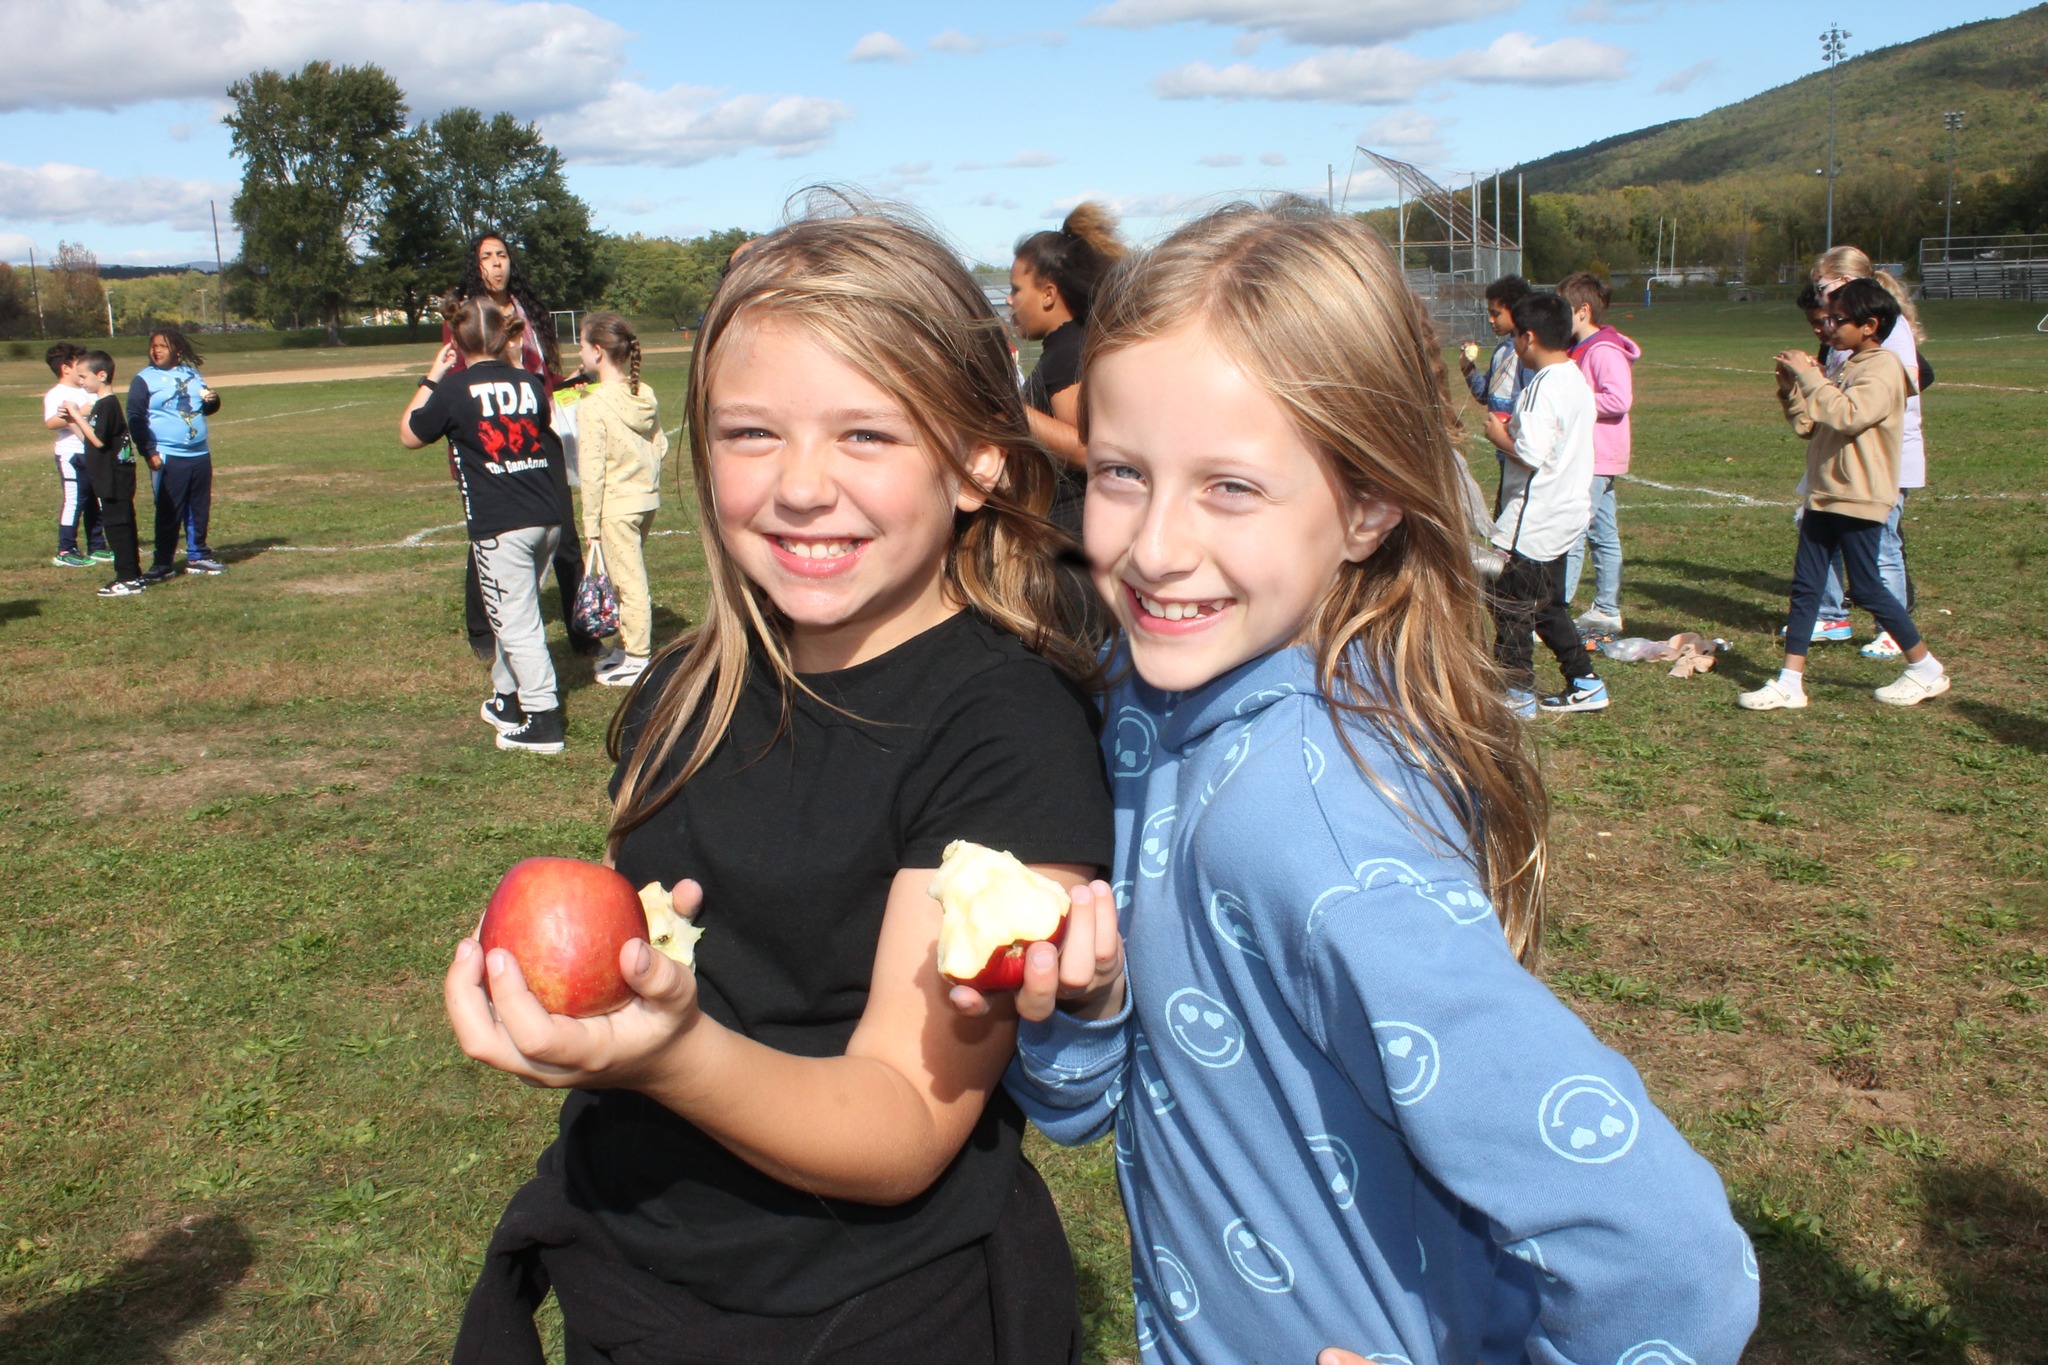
xmin=1906 ymin=654 xmax=1943 ymax=682
xmin=1777 ymin=668 xmax=1806 ymax=695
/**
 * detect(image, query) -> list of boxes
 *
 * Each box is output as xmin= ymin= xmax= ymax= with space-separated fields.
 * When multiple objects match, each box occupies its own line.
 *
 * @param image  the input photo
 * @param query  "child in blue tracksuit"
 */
xmin=128 ymin=326 xmax=223 ymax=580
xmin=979 ymin=207 xmax=1758 ymax=1365
xmin=1459 ymin=273 xmax=1531 ymax=425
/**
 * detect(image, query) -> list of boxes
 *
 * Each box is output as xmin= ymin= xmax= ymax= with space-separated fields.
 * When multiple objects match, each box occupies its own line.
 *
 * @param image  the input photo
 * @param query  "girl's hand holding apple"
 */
xmin=948 ymin=878 xmax=1125 ymax=1023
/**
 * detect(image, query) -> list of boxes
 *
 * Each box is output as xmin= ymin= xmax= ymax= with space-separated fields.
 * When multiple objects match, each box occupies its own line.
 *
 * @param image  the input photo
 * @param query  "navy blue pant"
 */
xmin=151 ymin=455 xmax=213 ymax=569
xmin=1785 ymin=509 xmax=1921 ymax=660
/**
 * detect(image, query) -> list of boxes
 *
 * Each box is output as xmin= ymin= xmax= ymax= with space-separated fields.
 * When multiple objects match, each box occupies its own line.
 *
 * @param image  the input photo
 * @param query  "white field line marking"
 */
xmin=1637 ymin=359 xmax=2045 ymax=395
xmin=1621 ymin=475 xmax=1793 ymax=507
xmin=1618 ymin=476 xmax=2046 ymax=511
xmin=214 ymin=400 xmax=380 ymax=427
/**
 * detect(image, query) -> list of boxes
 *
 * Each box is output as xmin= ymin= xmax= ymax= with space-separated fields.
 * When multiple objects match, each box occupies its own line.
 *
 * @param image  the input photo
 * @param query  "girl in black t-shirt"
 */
xmin=445 ymin=205 xmax=1112 ymax=1363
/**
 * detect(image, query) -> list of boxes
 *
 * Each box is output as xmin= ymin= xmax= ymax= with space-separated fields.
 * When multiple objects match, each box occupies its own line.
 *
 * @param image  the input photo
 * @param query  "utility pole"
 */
xmin=1821 ymin=23 xmax=1851 ymax=250
xmin=27 ymin=243 xmax=44 ymax=337
xmin=210 ymin=199 xmax=227 ymax=332
xmin=1942 ymin=110 xmax=1966 ymax=265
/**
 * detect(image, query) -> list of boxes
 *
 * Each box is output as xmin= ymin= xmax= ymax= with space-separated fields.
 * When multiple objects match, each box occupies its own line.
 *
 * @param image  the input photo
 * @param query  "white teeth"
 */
xmin=1136 ymin=593 xmax=1228 ymax=621
xmin=779 ymin=538 xmax=857 ymax=560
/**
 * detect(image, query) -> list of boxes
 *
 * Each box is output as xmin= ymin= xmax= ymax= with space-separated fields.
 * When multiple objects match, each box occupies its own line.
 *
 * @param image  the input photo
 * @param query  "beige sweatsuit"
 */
xmin=577 ymin=381 xmax=668 ymax=658
xmin=1781 ymin=347 xmax=1916 ymax=522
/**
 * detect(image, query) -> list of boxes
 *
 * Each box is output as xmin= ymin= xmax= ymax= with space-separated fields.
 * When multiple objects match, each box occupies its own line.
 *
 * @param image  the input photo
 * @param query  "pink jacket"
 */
xmin=1570 ymin=326 xmax=1640 ymax=475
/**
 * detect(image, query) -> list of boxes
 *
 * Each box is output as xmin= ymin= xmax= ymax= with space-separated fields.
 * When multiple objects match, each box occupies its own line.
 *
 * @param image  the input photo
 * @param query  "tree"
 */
xmin=419 ymin=108 xmax=607 ymax=309
xmin=367 ymin=127 xmax=458 ymax=339
xmin=596 ymin=229 xmax=748 ymax=325
xmin=224 ymin=62 xmax=407 ymax=344
xmin=45 ymin=242 xmax=108 ymax=338
xmin=0 ymin=262 xmax=30 ymax=340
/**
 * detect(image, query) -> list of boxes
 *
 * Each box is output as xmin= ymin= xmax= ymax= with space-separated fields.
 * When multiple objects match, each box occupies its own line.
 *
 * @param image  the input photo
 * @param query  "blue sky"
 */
xmin=0 ymin=0 xmax=2032 ymax=271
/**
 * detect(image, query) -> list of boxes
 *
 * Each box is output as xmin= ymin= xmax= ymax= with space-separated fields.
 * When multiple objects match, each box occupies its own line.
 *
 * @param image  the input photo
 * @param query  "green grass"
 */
xmin=0 ymin=299 xmax=2044 ymax=1363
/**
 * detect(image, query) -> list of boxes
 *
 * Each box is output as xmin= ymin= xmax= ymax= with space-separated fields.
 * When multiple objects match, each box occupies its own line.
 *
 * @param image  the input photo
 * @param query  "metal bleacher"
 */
xmin=1920 ymin=235 xmax=2048 ymax=300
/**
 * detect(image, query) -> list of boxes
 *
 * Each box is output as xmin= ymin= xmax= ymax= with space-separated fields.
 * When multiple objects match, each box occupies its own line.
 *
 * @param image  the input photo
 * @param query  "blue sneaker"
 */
xmin=1507 ymin=688 xmax=1538 ymax=720
xmin=1779 ymin=618 xmax=1852 ymax=642
xmin=52 ymin=550 xmax=93 ymax=568
xmin=1540 ymin=677 xmax=1610 ymax=713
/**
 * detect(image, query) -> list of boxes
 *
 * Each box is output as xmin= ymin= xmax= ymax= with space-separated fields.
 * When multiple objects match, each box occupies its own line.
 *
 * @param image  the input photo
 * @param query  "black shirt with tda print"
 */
xmin=407 ymin=360 xmax=564 ymax=539
xmin=558 ymin=611 xmax=1113 ymax=1316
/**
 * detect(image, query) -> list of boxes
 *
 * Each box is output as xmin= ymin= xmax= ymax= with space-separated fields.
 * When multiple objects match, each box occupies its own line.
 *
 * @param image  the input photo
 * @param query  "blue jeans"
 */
xmin=1818 ymin=490 xmax=1907 ymax=620
xmin=1563 ymin=475 xmax=1621 ymax=617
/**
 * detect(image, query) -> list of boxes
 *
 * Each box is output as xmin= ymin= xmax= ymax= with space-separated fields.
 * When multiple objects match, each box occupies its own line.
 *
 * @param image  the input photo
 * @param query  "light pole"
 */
xmin=1942 ymin=110 xmax=1966 ymax=258
xmin=1821 ymin=23 xmax=1850 ymax=250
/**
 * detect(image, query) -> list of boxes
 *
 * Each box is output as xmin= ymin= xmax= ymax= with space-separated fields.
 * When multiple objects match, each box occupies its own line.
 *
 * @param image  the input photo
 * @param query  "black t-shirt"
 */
xmin=1022 ymin=321 xmax=1087 ymax=538
xmin=83 ymin=394 xmax=133 ymax=500
xmin=408 ymin=360 xmax=565 ymax=538
xmin=560 ymin=611 xmax=1112 ymax=1315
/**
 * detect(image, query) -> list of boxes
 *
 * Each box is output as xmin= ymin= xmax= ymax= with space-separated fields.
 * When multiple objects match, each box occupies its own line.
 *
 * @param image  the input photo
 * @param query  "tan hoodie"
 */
xmin=1781 ymin=347 xmax=1916 ymax=523
xmin=577 ymin=379 xmax=668 ymax=540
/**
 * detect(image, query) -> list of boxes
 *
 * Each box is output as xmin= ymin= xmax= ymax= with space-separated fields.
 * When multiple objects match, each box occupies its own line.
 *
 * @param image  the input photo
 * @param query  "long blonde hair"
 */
xmin=1813 ymin=245 xmax=1925 ymax=344
xmin=607 ymin=202 xmax=1095 ymax=842
xmin=1084 ymin=202 xmax=1548 ymax=961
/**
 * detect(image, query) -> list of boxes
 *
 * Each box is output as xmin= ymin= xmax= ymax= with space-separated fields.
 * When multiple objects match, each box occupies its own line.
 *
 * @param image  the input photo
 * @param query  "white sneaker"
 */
xmin=1860 ymin=631 xmax=1903 ymax=659
xmin=594 ymin=646 xmax=627 ymax=674
xmin=1738 ymin=679 xmax=1808 ymax=711
xmin=1874 ymin=669 xmax=1949 ymax=707
xmin=596 ymin=654 xmax=649 ymax=688
xmin=1575 ymin=608 xmax=1624 ymax=633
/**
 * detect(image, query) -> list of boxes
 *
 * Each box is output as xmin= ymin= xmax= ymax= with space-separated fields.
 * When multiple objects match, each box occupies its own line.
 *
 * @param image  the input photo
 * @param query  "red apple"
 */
xmin=480 ymin=857 xmax=648 ymax=1018
xmin=928 ymin=841 xmax=1071 ymax=991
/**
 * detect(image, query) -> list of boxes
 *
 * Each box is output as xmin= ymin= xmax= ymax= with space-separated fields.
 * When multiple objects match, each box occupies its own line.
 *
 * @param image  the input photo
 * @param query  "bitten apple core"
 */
xmin=928 ymin=840 xmax=1068 ymax=986
xmin=640 ymin=882 xmax=704 ymax=967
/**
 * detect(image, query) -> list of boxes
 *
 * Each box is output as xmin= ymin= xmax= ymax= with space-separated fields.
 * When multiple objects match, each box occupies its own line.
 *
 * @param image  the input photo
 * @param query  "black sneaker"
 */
xmin=140 ymin=563 xmax=180 ymax=584
xmin=1539 ymin=678 xmax=1611 ymax=713
xmin=496 ymin=707 xmax=564 ymax=754
xmin=480 ymin=693 xmax=525 ymax=733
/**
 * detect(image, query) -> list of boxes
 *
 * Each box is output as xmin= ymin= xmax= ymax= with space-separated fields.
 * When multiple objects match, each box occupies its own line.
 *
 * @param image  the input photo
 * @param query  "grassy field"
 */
xmin=0 ymin=300 xmax=2043 ymax=1363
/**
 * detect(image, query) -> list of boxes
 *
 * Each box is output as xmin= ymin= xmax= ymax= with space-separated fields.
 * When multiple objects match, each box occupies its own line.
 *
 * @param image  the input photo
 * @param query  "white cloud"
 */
xmin=1199 ymin=152 xmax=1245 ymax=166
xmin=546 ymin=84 xmax=851 ymax=167
xmin=168 ymin=123 xmax=193 ymax=142
xmin=1567 ymin=0 xmax=1664 ymax=23
xmin=966 ymin=192 xmax=1020 ymax=209
xmin=956 ymin=159 xmax=990 ymax=172
xmin=1004 ymin=150 xmax=1059 ymax=168
xmin=1259 ymin=151 xmax=1288 ymax=166
xmin=619 ymin=197 xmax=658 ymax=216
xmin=1462 ymin=32 xmax=1630 ymax=84
xmin=0 ymin=232 xmax=35 ymax=262
xmin=0 ymin=1 xmax=853 ymax=169
xmin=930 ymin=28 xmax=984 ymax=53
xmin=1044 ymin=190 xmax=1201 ymax=221
xmin=0 ymin=161 xmax=234 ymax=231
xmin=1157 ymin=32 xmax=1627 ymax=102
xmin=1088 ymin=0 xmax=1517 ymax=46
xmin=1655 ymin=58 xmax=1714 ymax=94
xmin=847 ymin=30 xmax=914 ymax=63
xmin=1357 ymin=110 xmax=1448 ymax=151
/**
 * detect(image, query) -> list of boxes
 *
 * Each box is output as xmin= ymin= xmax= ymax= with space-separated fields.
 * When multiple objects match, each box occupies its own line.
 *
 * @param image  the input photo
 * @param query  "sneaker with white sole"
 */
xmin=97 ymin=578 xmax=148 ymax=597
xmin=1779 ymin=618 xmax=1852 ymax=642
xmin=497 ymin=707 xmax=565 ymax=753
xmin=1874 ymin=669 xmax=1949 ymax=707
xmin=597 ymin=654 xmax=649 ymax=688
xmin=1507 ymin=688 xmax=1538 ymax=720
xmin=1860 ymin=631 xmax=1903 ymax=659
xmin=480 ymin=693 xmax=525 ymax=732
xmin=1574 ymin=609 xmax=1624 ymax=634
xmin=1539 ymin=677 xmax=1609 ymax=712
xmin=1738 ymin=679 xmax=1808 ymax=711
xmin=594 ymin=646 xmax=627 ymax=674
xmin=88 ymin=548 xmax=115 ymax=564
xmin=186 ymin=555 xmax=227 ymax=575
xmin=52 ymin=550 xmax=93 ymax=568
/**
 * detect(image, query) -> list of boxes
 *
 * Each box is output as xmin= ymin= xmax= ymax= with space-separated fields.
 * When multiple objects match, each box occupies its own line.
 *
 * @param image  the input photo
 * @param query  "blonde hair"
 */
xmin=580 ymin=311 xmax=643 ymax=394
xmin=1813 ymin=246 xmax=1924 ymax=344
xmin=1084 ymin=202 xmax=1548 ymax=961
xmin=607 ymin=200 xmax=1096 ymax=842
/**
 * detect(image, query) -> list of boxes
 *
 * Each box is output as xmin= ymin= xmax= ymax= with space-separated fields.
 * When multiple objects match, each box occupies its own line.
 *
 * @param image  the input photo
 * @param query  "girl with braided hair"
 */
xmin=1009 ymin=202 xmax=1125 ymax=538
xmin=441 ymin=231 xmax=603 ymax=661
xmin=575 ymin=312 xmax=667 ymax=687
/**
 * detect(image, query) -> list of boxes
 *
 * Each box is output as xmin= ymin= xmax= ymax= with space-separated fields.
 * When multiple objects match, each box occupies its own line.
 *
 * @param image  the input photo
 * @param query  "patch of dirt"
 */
xmin=209 ymin=363 xmax=420 ymax=388
xmin=58 ymin=729 xmax=411 ymax=820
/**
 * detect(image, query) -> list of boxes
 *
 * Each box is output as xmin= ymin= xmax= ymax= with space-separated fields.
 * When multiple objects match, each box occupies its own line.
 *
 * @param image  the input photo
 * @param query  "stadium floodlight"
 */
xmin=1943 ymin=111 xmax=1966 ymax=258
xmin=1820 ymin=24 xmax=1851 ymax=249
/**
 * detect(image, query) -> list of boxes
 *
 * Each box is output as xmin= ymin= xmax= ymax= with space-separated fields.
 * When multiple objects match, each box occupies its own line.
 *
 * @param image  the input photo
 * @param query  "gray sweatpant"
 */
xmin=472 ymin=525 xmax=561 ymax=713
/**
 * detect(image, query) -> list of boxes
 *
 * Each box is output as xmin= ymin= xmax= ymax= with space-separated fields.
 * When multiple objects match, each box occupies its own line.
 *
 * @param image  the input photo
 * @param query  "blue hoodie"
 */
xmin=1009 ymin=644 xmax=1758 ymax=1365
xmin=127 ymin=364 xmax=214 ymax=460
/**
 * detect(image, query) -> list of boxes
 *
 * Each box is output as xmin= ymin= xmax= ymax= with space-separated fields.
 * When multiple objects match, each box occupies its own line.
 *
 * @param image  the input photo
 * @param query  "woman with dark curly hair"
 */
xmin=441 ymin=232 xmax=600 ymax=660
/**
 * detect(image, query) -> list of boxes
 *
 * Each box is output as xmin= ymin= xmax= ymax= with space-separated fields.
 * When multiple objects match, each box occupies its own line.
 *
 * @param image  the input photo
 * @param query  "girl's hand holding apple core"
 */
xmin=1014 ymin=880 xmax=1125 ymax=1024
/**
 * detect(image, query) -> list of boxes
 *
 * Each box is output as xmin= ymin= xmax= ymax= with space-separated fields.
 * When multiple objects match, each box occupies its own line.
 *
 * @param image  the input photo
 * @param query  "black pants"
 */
xmin=151 ymin=455 xmax=213 ymax=568
xmin=85 ymin=452 xmax=140 ymax=580
xmin=1489 ymin=550 xmax=1595 ymax=690
xmin=455 ymin=1150 xmax=1083 ymax=1365
xmin=1786 ymin=508 xmax=1922 ymax=660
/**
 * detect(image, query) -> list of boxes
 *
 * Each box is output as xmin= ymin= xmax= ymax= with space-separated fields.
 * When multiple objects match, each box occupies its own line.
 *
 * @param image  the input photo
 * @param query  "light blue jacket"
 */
xmin=1009 ymin=645 xmax=1758 ymax=1365
xmin=127 ymin=365 xmax=212 ymax=460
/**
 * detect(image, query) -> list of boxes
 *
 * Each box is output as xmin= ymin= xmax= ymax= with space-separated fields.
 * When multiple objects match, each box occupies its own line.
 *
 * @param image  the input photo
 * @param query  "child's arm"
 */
xmin=995 ymin=879 xmax=1132 ymax=1146
xmin=1788 ymin=357 xmax=1896 ymax=440
xmin=126 ymin=376 xmax=160 ymax=467
xmin=399 ymin=345 xmax=460 ymax=449
xmin=447 ymin=862 xmax=1098 ymax=1204
xmin=1581 ymin=341 xmax=1633 ymax=420
xmin=578 ymin=405 xmax=609 ymax=542
xmin=66 ymin=405 xmax=103 ymax=448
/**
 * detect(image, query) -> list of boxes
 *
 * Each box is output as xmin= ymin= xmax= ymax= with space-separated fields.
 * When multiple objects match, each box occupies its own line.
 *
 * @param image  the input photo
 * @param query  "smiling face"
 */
xmin=477 ymin=238 xmax=511 ymax=296
xmin=1084 ymin=323 xmax=1400 ymax=693
xmin=706 ymin=314 xmax=1002 ymax=673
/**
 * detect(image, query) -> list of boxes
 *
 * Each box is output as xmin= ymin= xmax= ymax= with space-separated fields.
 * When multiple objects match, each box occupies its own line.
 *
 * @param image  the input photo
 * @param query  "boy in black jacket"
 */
xmin=63 ymin=351 xmax=147 ymax=596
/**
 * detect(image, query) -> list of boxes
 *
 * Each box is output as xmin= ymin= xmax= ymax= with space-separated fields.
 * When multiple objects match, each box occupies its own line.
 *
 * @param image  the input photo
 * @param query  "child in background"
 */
xmin=1744 ymin=277 xmax=1947 ymax=711
xmin=130 ymin=327 xmax=223 ymax=581
xmin=63 ymin=352 xmax=145 ymax=596
xmin=1485 ymin=292 xmax=1608 ymax=714
xmin=43 ymin=343 xmax=108 ymax=568
xmin=1457 ymin=273 xmax=1531 ymax=423
xmin=1782 ymin=284 xmax=1856 ymax=645
xmin=992 ymin=204 xmax=1755 ymax=1365
xmin=400 ymin=298 xmax=569 ymax=754
xmin=574 ymin=312 xmax=667 ymax=689
xmin=1554 ymin=271 xmax=1639 ymax=636
xmin=443 ymin=206 xmax=1108 ymax=1364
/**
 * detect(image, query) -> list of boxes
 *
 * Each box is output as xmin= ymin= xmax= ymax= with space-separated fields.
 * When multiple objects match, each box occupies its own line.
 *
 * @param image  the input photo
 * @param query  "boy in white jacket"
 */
xmin=575 ymin=314 xmax=668 ymax=687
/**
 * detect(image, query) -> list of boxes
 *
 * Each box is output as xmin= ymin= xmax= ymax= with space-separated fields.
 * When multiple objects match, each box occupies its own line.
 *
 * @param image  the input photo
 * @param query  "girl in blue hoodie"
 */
xmin=980 ymin=205 xmax=1758 ymax=1365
